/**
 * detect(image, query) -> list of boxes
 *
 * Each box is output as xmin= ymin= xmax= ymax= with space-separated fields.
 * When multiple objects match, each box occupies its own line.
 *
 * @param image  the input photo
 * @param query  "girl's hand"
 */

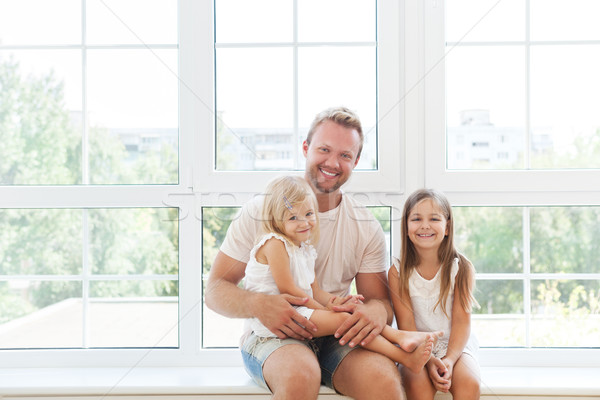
xmin=326 ymin=294 xmax=365 ymax=309
xmin=427 ymin=357 xmax=451 ymax=393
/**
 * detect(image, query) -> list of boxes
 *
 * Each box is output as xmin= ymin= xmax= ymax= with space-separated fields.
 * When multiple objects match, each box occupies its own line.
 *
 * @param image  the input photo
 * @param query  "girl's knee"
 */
xmin=451 ymin=376 xmax=481 ymax=399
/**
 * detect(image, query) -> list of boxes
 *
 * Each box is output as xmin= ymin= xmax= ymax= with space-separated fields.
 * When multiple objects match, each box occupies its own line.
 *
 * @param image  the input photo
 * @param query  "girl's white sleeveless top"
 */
xmin=393 ymin=258 xmax=478 ymax=358
xmin=243 ymin=233 xmax=317 ymax=338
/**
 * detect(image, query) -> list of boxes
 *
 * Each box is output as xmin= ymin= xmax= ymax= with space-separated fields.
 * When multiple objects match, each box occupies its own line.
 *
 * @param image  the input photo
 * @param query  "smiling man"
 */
xmin=206 ymin=107 xmax=404 ymax=400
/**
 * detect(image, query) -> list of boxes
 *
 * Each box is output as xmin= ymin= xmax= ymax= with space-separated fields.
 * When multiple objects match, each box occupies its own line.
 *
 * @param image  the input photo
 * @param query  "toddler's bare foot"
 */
xmin=396 ymin=330 xmax=443 ymax=352
xmin=403 ymin=337 xmax=434 ymax=373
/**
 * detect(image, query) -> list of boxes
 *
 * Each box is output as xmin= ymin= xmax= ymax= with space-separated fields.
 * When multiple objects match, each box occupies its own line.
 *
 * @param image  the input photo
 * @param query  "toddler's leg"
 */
xmin=308 ymin=309 xmax=351 ymax=337
xmin=309 ymin=310 xmax=434 ymax=373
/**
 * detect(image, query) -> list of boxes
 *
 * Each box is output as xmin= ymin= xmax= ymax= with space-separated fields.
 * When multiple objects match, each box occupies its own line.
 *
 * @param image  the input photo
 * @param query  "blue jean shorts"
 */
xmin=240 ymin=332 xmax=356 ymax=391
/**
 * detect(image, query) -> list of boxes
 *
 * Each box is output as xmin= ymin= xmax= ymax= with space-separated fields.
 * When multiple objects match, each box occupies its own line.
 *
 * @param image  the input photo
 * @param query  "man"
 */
xmin=206 ymin=107 xmax=403 ymax=399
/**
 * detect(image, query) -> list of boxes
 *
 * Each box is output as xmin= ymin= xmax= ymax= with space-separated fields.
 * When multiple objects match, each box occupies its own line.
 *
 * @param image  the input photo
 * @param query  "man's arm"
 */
xmin=332 ymin=271 xmax=392 ymax=347
xmin=205 ymin=250 xmax=317 ymax=339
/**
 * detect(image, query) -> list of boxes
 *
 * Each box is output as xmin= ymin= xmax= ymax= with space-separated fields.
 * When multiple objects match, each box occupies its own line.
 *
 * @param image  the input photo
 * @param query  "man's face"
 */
xmin=302 ymin=120 xmax=361 ymax=194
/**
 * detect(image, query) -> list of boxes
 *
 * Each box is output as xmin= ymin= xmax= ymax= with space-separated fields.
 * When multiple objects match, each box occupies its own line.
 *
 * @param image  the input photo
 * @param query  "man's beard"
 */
xmin=307 ymin=166 xmax=345 ymax=194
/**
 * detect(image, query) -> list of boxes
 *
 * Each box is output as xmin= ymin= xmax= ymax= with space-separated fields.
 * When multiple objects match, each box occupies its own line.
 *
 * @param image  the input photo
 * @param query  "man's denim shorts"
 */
xmin=240 ymin=332 xmax=356 ymax=391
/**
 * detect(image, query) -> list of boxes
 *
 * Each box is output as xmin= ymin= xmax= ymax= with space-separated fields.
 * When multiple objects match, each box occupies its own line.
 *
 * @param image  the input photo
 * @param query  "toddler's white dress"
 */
xmin=244 ymin=233 xmax=318 ymax=338
xmin=393 ymin=258 xmax=478 ymax=358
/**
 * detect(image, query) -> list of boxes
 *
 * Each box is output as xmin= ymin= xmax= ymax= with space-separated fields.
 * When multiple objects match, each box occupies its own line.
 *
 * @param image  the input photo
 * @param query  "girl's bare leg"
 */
xmin=309 ymin=310 xmax=434 ymax=373
xmin=449 ymin=353 xmax=481 ymax=400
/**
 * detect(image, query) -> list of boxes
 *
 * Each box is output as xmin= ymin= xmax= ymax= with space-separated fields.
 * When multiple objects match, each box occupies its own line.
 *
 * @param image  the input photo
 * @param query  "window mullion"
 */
xmin=523 ymin=207 xmax=532 ymax=348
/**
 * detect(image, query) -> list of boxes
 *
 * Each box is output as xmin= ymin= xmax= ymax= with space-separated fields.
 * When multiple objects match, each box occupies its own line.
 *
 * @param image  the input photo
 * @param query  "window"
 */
xmin=0 ymin=0 xmax=185 ymax=366
xmin=421 ymin=0 xmax=600 ymax=364
xmin=214 ymin=0 xmax=377 ymax=172
xmin=199 ymin=0 xmax=401 ymax=193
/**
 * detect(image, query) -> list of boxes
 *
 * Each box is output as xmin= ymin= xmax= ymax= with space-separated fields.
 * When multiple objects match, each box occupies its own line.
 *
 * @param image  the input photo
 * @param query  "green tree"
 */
xmin=454 ymin=206 xmax=524 ymax=314
xmin=0 ymin=58 xmax=80 ymax=184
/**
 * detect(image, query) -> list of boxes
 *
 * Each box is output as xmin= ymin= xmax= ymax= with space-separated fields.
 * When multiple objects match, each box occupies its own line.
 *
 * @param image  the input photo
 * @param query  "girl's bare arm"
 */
xmin=259 ymin=238 xmax=324 ymax=310
xmin=388 ymin=266 xmax=418 ymax=331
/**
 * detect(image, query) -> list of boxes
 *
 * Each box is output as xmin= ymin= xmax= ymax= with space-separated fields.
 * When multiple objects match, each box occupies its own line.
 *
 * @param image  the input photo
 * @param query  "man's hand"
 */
xmin=252 ymin=293 xmax=318 ymax=340
xmin=331 ymin=300 xmax=387 ymax=347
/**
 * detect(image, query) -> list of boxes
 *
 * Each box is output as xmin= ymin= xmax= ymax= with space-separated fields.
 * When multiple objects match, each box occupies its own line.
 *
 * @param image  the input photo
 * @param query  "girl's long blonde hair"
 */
xmin=261 ymin=175 xmax=320 ymax=245
xmin=396 ymin=188 xmax=477 ymax=316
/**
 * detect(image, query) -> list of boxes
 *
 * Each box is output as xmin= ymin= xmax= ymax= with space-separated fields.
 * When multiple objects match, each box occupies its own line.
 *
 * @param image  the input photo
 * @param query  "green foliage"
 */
xmin=368 ymin=206 xmax=391 ymax=233
xmin=532 ymin=129 xmax=600 ymax=169
xmin=0 ymin=58 xmax=80 ymax=184
xmin=531 ymin=280 xmax=600 ymax=346
xmin=530 ymin=207 xmax=600 ymax=274
xmin=454 ymin=206 xmax=523 ymax=274
xmin=0 ymin=282 xmax=36 ymax=324
xmin=202 ymin=207 xmax=239 ymax=275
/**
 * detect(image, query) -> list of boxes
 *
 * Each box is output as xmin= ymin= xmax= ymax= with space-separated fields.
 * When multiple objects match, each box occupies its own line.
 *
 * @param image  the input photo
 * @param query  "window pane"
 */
xmin=216 ymin=48 xmax=294 ymax=170
xmin=0 ymin=280 xmax=83 ymax=348
xmin=215 ymin=0 xmax=293 ymax=43
xmin=214 ymin=1 xmax=378 ymax=172
xmin=298 ymin=47 xmax=377 ymax=170
xmin=0 ymin=50 xmax=82 ymax=185
xmin=530 ymin=207 xmax=600 ymax=274
xmin=530 ymin=46 xmax=600 ymax=169
xmin=454 ymin=207 xmax=524 ymax=274
xmin=473 ymin=280 xmax=525 ymax=347
xmin=531 ymin=0 xmax=600 ymax=41
xmin=87 ymin=49 xmax=179 ymax=184
xmin=446 ymin=46 xmax=526 ymax=169
xmin=89 ymin=208 xmax=179 ymax=276
xmin=202 ymin=205 xmax=391 ymax=348
xmin=0 ymin=209 xmax=82 ymax=275
xmin=86 ymin=0 xmax=177 ymax=45
xmin=531 ymin=279 xmax=600 ymax=347
xmin=446 ymin=0 xmax=525 ymax=42
xmin=0 ymin=207 xmax=178 ymax=349
xmin=88 ymin=281 xmax=178 ymax=347
xmin=0 ymin=0 xmax=80 ymax=45
xmin=202 ymin=207 xmax=242 ymax=347
xmin=446 ymin=3 xmax=600 ymax=171
xmin=297 ymin=0 xmax=376 ymax=42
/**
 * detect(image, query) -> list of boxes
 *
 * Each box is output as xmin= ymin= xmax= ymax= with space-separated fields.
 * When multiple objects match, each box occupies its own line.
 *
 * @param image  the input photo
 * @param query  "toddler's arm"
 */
xmin=259 ymin=238 xmax=324 ymax=310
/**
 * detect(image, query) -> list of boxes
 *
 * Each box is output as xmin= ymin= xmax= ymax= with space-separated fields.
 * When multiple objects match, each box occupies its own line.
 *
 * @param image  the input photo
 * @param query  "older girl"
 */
xmin=388 ymin=188 xmax=480 ymax=399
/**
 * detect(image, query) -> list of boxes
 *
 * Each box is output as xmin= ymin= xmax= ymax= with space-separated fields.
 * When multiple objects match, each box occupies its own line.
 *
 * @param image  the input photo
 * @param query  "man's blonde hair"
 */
xmin=306 ymin=107 xmax=364 ymax=159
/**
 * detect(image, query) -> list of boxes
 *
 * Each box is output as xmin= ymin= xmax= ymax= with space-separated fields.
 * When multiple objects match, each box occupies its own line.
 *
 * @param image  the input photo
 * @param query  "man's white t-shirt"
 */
xmin=220 ymin=192 xmax=388 ymax=297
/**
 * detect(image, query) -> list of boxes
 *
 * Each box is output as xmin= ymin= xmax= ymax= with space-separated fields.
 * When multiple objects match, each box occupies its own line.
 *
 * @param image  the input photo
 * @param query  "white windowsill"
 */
xmin=0 ymin=366 xmax=599 ymax=398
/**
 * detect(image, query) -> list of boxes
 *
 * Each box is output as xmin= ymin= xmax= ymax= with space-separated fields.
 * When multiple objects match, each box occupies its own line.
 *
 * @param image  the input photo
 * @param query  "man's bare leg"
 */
xmin=262 ymin=344 xmax=321 ymax=400
xmin=332 ymin=348 xmax=404 ymax=400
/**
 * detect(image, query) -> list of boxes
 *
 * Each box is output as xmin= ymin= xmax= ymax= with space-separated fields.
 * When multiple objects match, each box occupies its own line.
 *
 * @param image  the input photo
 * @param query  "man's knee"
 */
xmin=263 ymin=344 xmax=321 ymax=398
xmin=334 ymin=349 xmax=403 ymax=399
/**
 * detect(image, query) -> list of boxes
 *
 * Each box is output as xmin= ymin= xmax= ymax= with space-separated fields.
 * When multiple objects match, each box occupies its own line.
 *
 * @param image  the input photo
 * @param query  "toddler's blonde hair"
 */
xmin=261 ymin=175 xmax=320 ymax=245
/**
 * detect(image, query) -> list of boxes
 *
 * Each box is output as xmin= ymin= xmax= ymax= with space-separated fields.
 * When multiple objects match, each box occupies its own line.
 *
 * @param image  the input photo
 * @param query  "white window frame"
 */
xmin=416 ymin=0 xmax=600 ymax=367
